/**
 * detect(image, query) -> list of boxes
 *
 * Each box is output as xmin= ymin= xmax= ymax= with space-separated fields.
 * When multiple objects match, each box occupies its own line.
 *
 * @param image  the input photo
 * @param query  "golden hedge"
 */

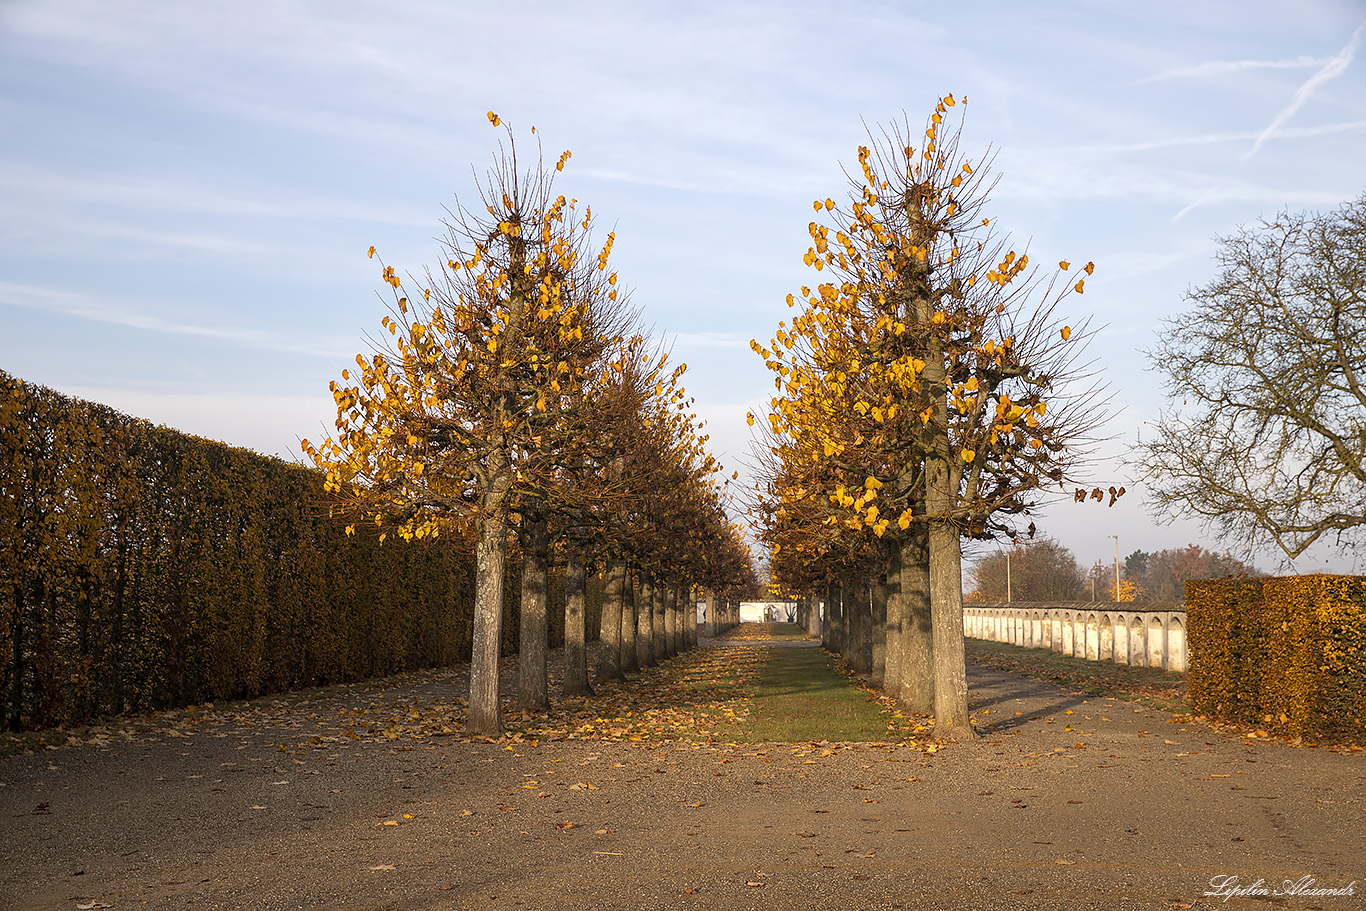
xmin=1187 ymin=574 xmax=1366 ymax=744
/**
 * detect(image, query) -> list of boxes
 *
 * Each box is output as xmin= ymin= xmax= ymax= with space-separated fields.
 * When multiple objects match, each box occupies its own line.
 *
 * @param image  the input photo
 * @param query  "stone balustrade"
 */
xmin=964 ymin=602 xmax=1188 ymax=672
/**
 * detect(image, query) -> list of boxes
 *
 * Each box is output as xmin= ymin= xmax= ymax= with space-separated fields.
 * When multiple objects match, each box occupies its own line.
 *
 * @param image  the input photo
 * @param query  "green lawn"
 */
xmin=741 ymin=645 xmax=899 ymax=742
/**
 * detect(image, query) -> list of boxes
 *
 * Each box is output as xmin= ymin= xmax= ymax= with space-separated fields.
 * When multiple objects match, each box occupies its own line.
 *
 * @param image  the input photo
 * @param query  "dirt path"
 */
xmin=2 ymin=634 xmax=1362 ymax=910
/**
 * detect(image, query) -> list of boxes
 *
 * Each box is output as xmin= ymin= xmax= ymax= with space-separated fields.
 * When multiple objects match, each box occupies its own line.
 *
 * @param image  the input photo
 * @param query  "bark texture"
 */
xmin=468 ymin=497 xmax=510 ymax=735
xmin=561 ymin=538 xmax=592 ymax=697
xmin=596 ymin=556 xmax=626 ymax=683
xmin=516 ymin=511 xmax=550 ymax=713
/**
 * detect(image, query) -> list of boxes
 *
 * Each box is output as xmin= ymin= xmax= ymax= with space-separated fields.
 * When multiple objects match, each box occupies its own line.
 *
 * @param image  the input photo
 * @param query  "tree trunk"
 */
xmin=852 ymin=575 xmax=871 ymax=674
xmin=824 ymin=579 xmax=840 ymax=652
xmin=561 ymin=538 xmax=592 ymax=697
xmin=620 ymin=567 xmax=639 ymax=674
xmin=898 ymin=530 xmax=935 ymax=714
xmin=517 ymin=510 xmax=550 ymax=713
xmin=922 ymin=410 xmax=973 ymax=738
xmin=928 ymin=498 xmax=973 ymax=739
xmin=687 ymin=586 xmax=698 ymax=648
xmin=636 ymin=575 xmax=656 ymax=667
xmin=664 ymin=585 xmax=678 ymax=657
xmin=870 ymin=569 xmax=888 ymax=686
xmin=677 ymin=583 xmax=691 ymax=651
xmin=913 ymin=282 xmax=974 ymax=739
xmin=468 ymin=493 xmax=510 ymax=735
xmin=596 ymin=555 xmax=626 ymax=683
xmin=882 ymin=546 xmax=902 ymax=697
xmin=653 ymin=581 xmax=667 ymax=659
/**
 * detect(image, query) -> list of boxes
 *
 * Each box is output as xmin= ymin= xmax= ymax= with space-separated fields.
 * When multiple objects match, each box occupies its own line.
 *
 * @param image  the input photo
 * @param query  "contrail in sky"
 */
xmin=1244 ymin=22 xmax=1364 ymax=160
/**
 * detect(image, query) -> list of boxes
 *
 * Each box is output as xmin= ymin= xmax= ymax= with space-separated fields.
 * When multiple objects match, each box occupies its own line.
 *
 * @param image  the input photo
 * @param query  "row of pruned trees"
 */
xmin=304 ymin=116 xmax=759 ymax=735
xmin=747 ymin=96 xmax=1116 ymax=740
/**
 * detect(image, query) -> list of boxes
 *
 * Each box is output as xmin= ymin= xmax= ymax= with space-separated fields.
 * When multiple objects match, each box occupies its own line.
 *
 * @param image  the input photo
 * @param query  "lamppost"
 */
xmin=1108 ymin=535 xmax=1119 ymax=601
xmin=1005 ymin=538 xmax=1033 ymax=603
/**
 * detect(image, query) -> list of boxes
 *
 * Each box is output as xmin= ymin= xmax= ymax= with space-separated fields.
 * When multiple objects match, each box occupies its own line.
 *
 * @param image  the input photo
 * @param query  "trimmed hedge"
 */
xmin=1 ymin=371 xmax=596 ymax=731
xmin=1187 ymin=574 xmax=1366 ymax=744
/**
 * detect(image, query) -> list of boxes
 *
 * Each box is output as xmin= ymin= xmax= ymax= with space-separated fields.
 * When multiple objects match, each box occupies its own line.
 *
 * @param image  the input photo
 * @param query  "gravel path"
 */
xmin=2 ymin=638 xmax=1362 ymax=910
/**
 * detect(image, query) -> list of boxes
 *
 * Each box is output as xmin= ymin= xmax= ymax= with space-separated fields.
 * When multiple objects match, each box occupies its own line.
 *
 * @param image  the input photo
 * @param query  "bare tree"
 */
xmin=1137 ymin=194 xmax=1366 ymax=561
xmin=966 ymin=537 xmax=1086 ymax=602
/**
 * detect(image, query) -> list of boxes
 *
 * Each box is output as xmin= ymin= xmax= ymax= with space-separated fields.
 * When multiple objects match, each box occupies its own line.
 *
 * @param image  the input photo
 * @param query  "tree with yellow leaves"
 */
xmin=751 ymin=95 xmax=1111 ymax=739
xmin=303 ymin=115 xmax=632 ymax=735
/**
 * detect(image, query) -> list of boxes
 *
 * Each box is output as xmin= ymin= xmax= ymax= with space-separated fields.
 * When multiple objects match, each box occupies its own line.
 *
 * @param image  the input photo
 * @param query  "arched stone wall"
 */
xmin=963 ymin=602 xmax=1188 ymax=672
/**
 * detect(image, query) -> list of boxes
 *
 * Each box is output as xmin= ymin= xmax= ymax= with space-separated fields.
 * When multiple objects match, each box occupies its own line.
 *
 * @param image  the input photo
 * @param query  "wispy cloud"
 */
xmin=1245 ymin=23 xmax=1365 ymax=160
xmin=1172 ymin=183 xmax=1230 ymax=221
xmin=0 ymin=280 xmax=349 ymax=357
xmin=1141 ymin=55 xmax=1328 ymax=82
xmin=0 ymin=163 xmax=429 ymax=226
xmin=1062 ymin=120 xmax=1366 ymax=155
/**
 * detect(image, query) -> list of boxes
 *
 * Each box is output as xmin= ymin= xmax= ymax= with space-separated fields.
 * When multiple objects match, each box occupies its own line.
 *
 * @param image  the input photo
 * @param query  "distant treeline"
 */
xmin=1 ymin=371 xmax=588 ymax=731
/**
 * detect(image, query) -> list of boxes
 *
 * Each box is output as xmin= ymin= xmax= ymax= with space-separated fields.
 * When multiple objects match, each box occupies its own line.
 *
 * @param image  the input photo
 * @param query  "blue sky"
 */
xmin=2 ymin=0 xmax=1365 ymax=577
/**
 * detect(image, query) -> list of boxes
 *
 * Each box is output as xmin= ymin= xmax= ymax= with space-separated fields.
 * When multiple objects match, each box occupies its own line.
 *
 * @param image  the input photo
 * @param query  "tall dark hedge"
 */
xmin=1 ymin=371 xmax=494 ymax=730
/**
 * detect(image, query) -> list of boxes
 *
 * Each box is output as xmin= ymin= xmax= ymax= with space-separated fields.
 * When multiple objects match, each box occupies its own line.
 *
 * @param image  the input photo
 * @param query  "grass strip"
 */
xmin=741 ymin=646 xmax=898 ymax=742
xmin=965 ymin=638 xmax=1189 ymax=713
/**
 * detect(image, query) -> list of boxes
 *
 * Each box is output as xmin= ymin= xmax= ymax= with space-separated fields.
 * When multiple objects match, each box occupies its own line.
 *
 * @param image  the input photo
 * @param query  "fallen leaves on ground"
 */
xmin=718 ymin=622 xmax=811 ymax=642
xmin=964 ymin=640 xmax=1187 ymax=712
xmin=31 ymin=625 xmax=949 ymax=756
xmin=513 ymin=645 xmax=766 ymax=744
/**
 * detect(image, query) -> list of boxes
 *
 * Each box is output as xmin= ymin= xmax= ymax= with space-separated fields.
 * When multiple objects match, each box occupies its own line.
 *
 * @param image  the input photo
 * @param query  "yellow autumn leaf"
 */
xmin=1084 ymin=261 xmax=1095 ymax=275
xmin=961 ymin=449 xmax=976 ymax=463
xmin=1060 ymin=326 xmax=1071 ymax=340
xmin=367 ymin=245 xmax=376 ymax=259
xmin=746 ymin=412 xmax=755 ymax=426
xmin=487 ymin=111 xmax=500 ymax=126
xmin=1058 ymin=260 xmax=1069 ymax=270
xmin=1073 ymin=280 xmax=1084 ymax=294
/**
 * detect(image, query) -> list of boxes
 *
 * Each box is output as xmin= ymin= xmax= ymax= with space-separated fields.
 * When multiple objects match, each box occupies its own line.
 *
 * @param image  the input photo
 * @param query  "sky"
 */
xmin=2 ymin=0 xmax=1365 ymax=579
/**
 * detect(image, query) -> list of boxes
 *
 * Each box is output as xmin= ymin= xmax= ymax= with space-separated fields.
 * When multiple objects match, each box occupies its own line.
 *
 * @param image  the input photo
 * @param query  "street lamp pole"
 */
xmin=1108 ymin=535 xmax=1119 ymax=600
